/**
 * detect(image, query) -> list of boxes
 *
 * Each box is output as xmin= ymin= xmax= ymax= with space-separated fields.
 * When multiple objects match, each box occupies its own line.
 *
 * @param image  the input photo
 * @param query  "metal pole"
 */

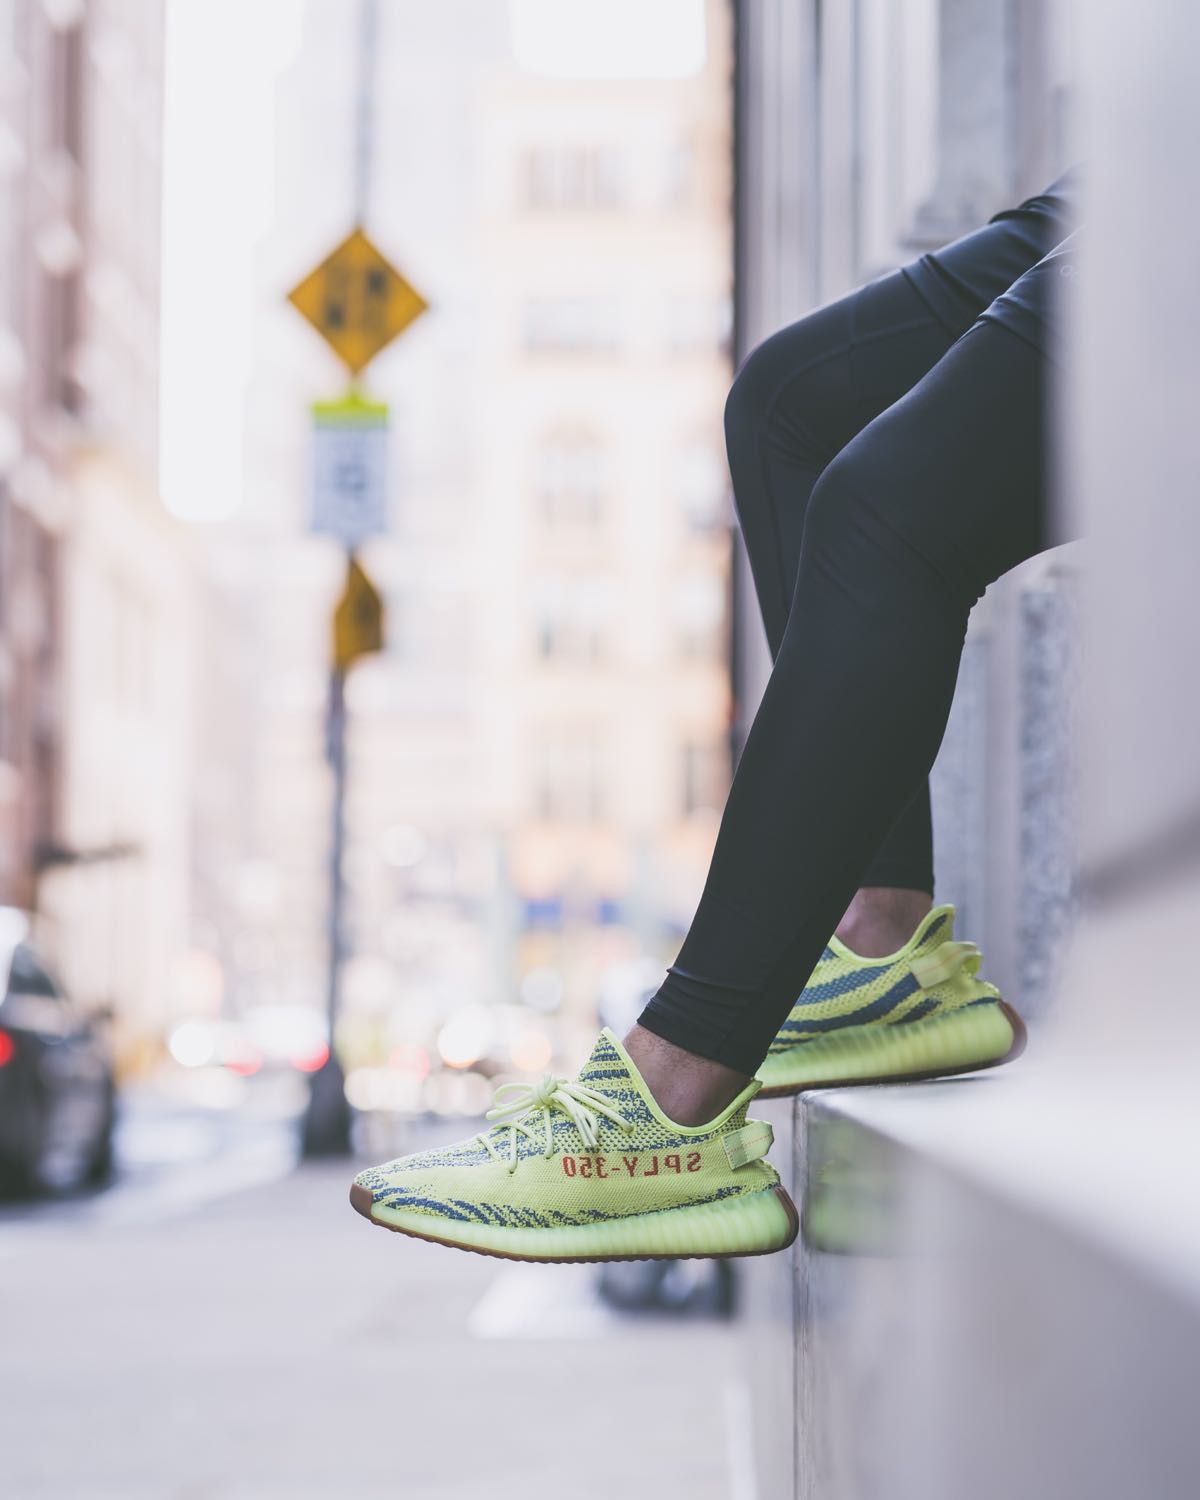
xmin=353 ymin=0 xmax=378 ymax=224
xmin=325 ymin=664 xmax=348 ymax=1036
xmin=302 ymin=659 xmax=352 ymax=1156
xmin=302 ymin=1 xmax=376 ymax=1156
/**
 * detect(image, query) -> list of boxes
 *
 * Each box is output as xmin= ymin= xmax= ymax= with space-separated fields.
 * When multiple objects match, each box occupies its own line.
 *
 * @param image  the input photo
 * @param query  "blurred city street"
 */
xmin=0 ymin=1099 xmax=745 ymax=1500
xmin=0 ymin=3 xmax=752 ymax=1491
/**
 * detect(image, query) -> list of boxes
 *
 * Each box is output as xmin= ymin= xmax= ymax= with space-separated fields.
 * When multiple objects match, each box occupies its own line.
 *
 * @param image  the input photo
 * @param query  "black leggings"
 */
xmin=638 ymin=186 xmax=1075 ymax=1075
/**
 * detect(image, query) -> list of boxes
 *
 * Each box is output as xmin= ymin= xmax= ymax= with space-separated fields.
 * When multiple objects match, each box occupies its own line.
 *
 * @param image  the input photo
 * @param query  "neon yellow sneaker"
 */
xmin=756 ymin=904 xmax=1026 ymax=1097
xmin=350 ymin=1029 xmax=798 ymax=1262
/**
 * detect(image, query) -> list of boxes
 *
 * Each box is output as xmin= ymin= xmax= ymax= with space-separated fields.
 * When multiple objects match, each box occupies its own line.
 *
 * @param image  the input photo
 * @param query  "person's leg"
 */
xmin=634 ymin=316 xmax=1051 ymax=1113
xmin=723 ymin=273 xmax=955 ymax=929
xmin=347 ymin=319 xmax=1044 ymax=1266
xmin=348 ymin=225 xmax=1077 ymax=1265
xmin=726 ymin=180 xmax=1076 ymax=958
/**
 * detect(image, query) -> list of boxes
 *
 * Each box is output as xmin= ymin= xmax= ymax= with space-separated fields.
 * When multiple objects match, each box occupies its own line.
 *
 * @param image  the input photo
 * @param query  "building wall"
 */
xmin=731 ymin=0 xmax=1077 ymax=1014
xmin=0 ymin=0 xmax=190 ymax=1056
xmin=0 ymin=0 xmax=71 ymax=912
xmin=736 ymin=6 xmax=1200 ymax=1496
xmin=475 ymin=7 xmax=734 ymax=1018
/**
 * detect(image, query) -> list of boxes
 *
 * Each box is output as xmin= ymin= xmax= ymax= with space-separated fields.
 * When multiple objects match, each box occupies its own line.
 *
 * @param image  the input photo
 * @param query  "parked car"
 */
xmin=0 ymin=911 xmax=115 ymax=1194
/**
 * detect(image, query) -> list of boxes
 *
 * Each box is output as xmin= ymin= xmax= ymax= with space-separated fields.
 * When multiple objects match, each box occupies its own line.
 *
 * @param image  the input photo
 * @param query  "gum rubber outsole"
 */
xmin=756 ymin=999 xmax=1027 ymax=1098
xmin=349 ymin=1181 xmax=800 ymax=1264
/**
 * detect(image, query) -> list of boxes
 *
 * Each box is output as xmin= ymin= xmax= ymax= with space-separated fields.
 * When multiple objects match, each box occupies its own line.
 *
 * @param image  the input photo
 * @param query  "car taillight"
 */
xmin=292 ymin=1041 xmax=330 ymax=1074
xmin=225 ymin=1048 xmax=262 ymax=1078
xmin=0 ymin=1030 xmax=13 ymax=1067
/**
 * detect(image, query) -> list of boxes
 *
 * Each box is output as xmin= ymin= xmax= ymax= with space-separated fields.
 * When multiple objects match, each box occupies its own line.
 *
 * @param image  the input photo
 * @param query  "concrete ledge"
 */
xmin=742 ymin=997 xmax=1200 ymax=1498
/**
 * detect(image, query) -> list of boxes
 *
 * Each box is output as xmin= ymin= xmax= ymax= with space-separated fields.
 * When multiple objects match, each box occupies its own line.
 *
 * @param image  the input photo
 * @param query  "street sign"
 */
xmin=311 ymin=392 xmax=389 ymax=545
xmin=333 ymin=556 xmax=385 ymax=671
xmin=288 ymin=226 xmax=429 ymax=374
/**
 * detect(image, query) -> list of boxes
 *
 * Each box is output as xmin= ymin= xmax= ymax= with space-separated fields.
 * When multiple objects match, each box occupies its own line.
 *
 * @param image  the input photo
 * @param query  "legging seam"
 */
xmin=747 ymin=406 xmax=795 ymax=654
xmin=758 ymin=316 xmax=940 ymax=437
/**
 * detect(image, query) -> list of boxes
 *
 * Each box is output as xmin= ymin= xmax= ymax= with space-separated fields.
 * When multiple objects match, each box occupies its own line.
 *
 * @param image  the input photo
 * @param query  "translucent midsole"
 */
xmin=758 ymin=1000 xmax=1019 ymax=1094
xmin=370 ymin=1184 xmax=797 ymax=1261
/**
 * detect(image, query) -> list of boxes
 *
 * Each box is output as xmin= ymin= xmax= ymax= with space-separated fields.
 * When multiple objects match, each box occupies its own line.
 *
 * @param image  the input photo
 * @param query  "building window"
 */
xmin=518 ymin=146 xmax=628 ymax=211
xmin=533 ymin=730 xmax=605 ymax=821
xmin=664 ymin=293 xmax=733 ymax=355
xmin=388 ymin=584 xmax=471 ymax=670
xmin=662 ymin=139 xmax=696 ymax=209
xmin=676 ymin=439 xmax=728 ymax=534
xmin=536 ymin=429 xmax=606 ymax=529
xmin=523 ymin=297 xmax=620 ymax=354
xmin=681 ymin=740 xmax=727 ymax=818
xmin=672 ymin=571 xmax=725 ymax=661
xmin=40 ymin=18 xmax=84 ymax=413
xmin=533 ymin=573 xmax=610 ymax=665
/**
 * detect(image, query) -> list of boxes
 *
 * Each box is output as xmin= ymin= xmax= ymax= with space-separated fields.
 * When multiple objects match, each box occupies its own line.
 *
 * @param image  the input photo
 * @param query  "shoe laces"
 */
xmin=478 ymin=1075 xmax=633 ymax=1174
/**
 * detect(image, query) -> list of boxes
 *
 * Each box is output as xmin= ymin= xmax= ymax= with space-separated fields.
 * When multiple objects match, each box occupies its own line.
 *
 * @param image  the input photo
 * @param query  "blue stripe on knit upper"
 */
xmin=791 ymin=965 xmax=891 ymax=1007
xmin=921 ymin=912 xmax=950 ymax=945
xmin=381 ymin=1193 xmax=474 ymax=1222
xmin=778 ymin=970 xmax=921 ymax=1034
xmin=891 ymin=996 xmax=939 ymax=1025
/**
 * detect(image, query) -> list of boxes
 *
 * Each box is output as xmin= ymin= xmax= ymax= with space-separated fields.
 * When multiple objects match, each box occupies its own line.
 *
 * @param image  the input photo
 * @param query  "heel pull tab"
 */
xmin=910 ymin=940 xmax=981 ymax=989
xmin=724 ymin=1120 xmax=774 ymax=1170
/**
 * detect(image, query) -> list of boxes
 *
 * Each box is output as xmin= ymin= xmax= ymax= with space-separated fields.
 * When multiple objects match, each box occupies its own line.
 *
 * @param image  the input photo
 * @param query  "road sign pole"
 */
xmin=303 ymin=661 xmax=353 ymax=1155
xmin=293 ymin=0 xmax=422 ymax=1158
xmin=302 ymin=0 xmax=378 ymax=1160
xmin=325 ymin=664 xmax=348 ymax=1038
xmin=353 ymin=0 xmax=378 ymax=223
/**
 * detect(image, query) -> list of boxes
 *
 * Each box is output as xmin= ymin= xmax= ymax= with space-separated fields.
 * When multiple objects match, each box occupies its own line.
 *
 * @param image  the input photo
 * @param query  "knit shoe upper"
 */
xmin=351 ymin=1028 xmax=798 ymax=1261
xmin=756 ymin=904 xmax=1025 ymax=1096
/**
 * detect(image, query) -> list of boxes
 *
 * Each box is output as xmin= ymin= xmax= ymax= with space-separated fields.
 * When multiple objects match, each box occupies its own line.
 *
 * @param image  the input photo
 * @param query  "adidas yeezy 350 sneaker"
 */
xmin=757 ymin=904 xmax=1026 ymax=1097
xmin=351 ymin=1029 xmax=798 ymax=1262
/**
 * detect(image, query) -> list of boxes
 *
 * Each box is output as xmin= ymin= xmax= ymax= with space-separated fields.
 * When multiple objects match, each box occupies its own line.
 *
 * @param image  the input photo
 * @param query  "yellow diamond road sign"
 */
xmin=333 ymin=556 xmax=385 ymax=671
xmin=288 ymin=227 xmax=428 ymax=375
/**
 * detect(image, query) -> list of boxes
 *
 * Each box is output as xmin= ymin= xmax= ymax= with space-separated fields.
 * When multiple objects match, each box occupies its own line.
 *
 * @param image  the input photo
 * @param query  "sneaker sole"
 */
xmin=756 ymin=998 xmax=1027 ymax=1098
xmin=349 ymin=1180 xmax=799 ymax=1263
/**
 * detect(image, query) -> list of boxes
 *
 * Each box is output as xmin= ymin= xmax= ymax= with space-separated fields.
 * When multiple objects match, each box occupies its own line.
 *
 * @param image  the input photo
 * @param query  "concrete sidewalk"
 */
xmin=0 ymin=1162 xmax=748 ymax=1500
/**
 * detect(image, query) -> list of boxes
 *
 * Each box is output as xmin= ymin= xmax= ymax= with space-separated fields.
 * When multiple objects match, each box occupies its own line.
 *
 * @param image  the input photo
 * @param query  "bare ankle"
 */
xmin=622 ymin=1024 xmax=750 ymax=1126
xmin=836 ymin=886 xmax=932 ymax=958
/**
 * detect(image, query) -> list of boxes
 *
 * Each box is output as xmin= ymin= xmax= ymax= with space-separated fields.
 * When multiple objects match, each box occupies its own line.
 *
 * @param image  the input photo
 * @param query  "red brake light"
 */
xmin=0 ymin=1030 xmax=13 ymax=1067
xmin=292 ymin=1041 xmax=330 ymax=1074
xmin=226 ymin=1048 xmax=262 ymax=1078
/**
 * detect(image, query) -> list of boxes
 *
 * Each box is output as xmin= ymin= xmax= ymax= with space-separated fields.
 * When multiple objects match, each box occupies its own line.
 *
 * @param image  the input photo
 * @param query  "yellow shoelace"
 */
xmin=478 ymin=1076 xmax=633 ymax=1174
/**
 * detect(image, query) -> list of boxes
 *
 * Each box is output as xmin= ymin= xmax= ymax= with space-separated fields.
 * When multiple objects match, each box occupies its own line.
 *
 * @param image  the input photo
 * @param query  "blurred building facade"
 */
xmin=474 ymin=6 xmax=734 ymax=1040
xmin=188 ymin=0 xmax=734 ymax=1083
xmin=0 ymin=0 xmax=192 ymax=1058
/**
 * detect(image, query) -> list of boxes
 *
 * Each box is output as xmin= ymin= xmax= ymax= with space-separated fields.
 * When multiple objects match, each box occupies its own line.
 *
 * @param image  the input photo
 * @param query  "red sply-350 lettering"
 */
xmin=561 ymin=1152 xmax=702 ymax=1177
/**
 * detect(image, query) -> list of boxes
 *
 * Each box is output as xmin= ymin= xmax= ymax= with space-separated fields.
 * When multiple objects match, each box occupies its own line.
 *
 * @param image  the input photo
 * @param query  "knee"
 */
xmin=800 ymin=451 xmax=868 ymax=566
xmin=801 ymin=447 xmax=980 ymax=618
xmin=723 ymin=317 xmax=843 ymax=481
xmin=722 ymin=337 xmax=777 ymax=453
